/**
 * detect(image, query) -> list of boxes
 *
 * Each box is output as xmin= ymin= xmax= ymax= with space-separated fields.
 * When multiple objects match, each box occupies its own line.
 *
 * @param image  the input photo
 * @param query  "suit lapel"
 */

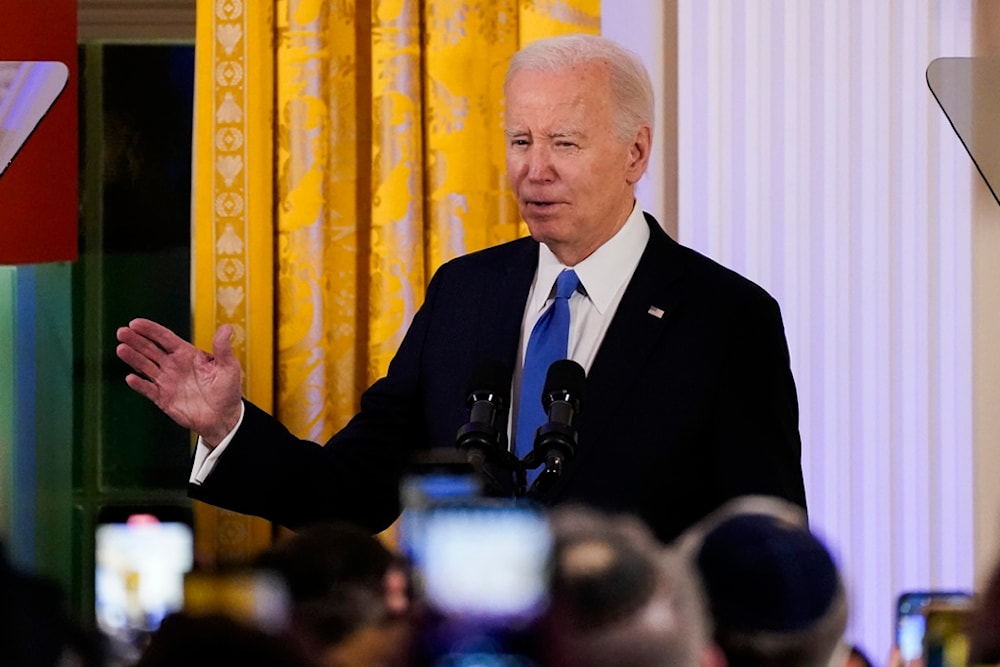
xmin=473 ymin=239 xmax=537 ymax=495
xmin=468 ymin=219 xmax=690 ymax=501
xmin=530 ymin=214 xmax=688 ymax=502
xmin=585 ymin=214 xmax=687 ymax=423
xmin=475 ymin=238 xmax=538 ymax=367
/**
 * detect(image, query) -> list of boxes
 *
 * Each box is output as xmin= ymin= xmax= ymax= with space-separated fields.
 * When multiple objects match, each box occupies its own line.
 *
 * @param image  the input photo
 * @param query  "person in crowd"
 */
xmin=539 ymin=504 xmax=726 ymax=667
xmin=845 ymin=644 xmax=875 ymax=667
xmin=115 ymin=32 xmax=805 ymax=545
xmin=0 ymin=540 xmax=104 ymax=667
xmin=135 ymin=611 xmax=314 ymax=667
xmin=252 ymin=522 xmax=411 ymax=667
xmin=677 ymin=495 xmax=848 ymax=667
xmin=968 ymin=543 xmax=1000 ymax=666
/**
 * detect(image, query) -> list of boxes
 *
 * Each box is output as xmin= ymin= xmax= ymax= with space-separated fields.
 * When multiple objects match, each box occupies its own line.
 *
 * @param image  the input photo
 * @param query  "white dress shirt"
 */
xmin=509 ymin=201 xmax=649 ymax=453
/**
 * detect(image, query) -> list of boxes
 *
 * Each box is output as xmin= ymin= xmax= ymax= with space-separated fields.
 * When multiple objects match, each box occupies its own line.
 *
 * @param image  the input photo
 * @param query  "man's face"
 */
xmin=504 ymin=60 xmax=650 ymax=266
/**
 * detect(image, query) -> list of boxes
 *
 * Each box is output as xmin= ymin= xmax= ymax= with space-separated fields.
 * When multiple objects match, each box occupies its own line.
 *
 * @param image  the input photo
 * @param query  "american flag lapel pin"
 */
xmin=647 ymin=305 xmax=665 ymax=319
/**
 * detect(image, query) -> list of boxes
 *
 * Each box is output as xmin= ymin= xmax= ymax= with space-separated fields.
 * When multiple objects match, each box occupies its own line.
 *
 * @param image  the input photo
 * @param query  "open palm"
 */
xmin=116 ymin=319 xmax=244 ymax=446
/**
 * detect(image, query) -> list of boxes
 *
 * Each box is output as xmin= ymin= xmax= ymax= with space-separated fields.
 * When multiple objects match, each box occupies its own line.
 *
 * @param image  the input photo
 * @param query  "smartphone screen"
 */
xmin=397 ymin=454 xmax=483 ymax=566
xmin=401 ymin=465 xmax=551 ymax=620
xmin=403 ymin=498 xmax=552 ymax=666
xmin=923 ymin=601 xmax=974 ymax=667
xmin=417 ymin=502 xmax=553 ymax=620
xmin=95 ymin=506 xmax=194 ymax=654
xmin=400 ymin=460 xmax=552 ymax=665
xmin=896 ymin=591 xmax=973 ymax=664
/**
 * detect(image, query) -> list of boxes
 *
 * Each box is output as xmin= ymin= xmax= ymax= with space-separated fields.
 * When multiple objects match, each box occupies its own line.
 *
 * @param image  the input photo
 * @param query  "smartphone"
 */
xmin=416 ymin=501 xmax=553 ymax=620
xmin=400 ymin=461 xmax=551 ymax=619
xmin=403 ymin=499 xmax=553 ymax=666
xmin=95 ymin=505 xmax=194 ymax=653
xmin=400 ymin=459 xmax=553 ymax=665
xmin=896 ymin=590 xmax=974 ymax=664
xmin=398 ymin=451 xmax=483 ymax=566
xmin=923 ymin=600 xmax=974 ymax=667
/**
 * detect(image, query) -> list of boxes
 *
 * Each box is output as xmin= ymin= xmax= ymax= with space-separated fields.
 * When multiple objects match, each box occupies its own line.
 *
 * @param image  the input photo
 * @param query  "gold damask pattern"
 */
xmin=424 ymin=0 xmax=520 ymax=269
xmin=368 ymin=1 xmax=425 ymax=384
xmin=193 ymin=0 xmax=601 ymax=556
xmin=274 ymin=1 xmax=364 ymax=442
xmin=192 ymin=0 xmax=275 ymax=565
xmin=520 ymin=0 xmax=600 ymax=44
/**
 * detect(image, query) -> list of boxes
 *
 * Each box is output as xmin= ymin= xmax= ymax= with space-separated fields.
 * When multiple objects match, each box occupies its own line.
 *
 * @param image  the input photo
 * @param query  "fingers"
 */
xmin=124 ymin=372 xmax=158 ymax=403
xmin=116 ymin=340 xmax=162 ymax=380
xmin=116 ymin=318 xmax=195 ymax=385
xmin=125 ymin=317 xmax=187 ymax=354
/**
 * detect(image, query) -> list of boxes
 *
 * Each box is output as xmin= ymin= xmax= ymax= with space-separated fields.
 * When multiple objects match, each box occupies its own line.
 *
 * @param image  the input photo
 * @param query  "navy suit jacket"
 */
xmin=190 ymin=213 xmax=806 ymax=543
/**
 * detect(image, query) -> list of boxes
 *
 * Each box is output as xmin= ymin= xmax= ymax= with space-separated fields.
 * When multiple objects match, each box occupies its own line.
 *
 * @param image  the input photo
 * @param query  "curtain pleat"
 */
xmin=368 ymin=1 xmax=425 ymax=384
xmin=274 ymin=1 xmax=364 ymax=444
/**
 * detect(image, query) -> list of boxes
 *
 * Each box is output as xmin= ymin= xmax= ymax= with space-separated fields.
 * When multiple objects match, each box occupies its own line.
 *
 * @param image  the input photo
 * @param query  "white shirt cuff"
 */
xmin=189 ymin=401 xmax=246 ymax=485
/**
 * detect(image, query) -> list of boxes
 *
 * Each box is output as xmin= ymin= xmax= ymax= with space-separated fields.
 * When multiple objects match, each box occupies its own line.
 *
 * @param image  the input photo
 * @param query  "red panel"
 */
xmin=0 ymin=0 xmax=78 ymax=264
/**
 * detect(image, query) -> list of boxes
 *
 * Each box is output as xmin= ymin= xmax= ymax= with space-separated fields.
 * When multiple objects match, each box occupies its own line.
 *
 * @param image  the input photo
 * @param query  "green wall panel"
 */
xmin=0 ymin=263 xmax=73 ymax=589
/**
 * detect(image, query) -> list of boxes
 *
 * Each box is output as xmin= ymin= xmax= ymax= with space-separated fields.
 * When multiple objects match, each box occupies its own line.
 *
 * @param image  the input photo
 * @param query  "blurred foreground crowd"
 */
xmin=4 ymin=495 xmax=999 ymax=667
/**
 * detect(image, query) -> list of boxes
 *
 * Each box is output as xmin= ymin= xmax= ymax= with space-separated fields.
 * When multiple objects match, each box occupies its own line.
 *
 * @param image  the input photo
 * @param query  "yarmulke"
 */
xmin=552 ymin=536 xmax=657 ymax=629
xmin=695 ymin=513 xmax=839 ymax=633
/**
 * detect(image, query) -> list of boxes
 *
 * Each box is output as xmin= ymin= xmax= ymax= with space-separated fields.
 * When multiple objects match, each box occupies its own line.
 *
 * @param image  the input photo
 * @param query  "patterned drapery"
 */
xmin=191 ymin=0 xmax=599 ymax=564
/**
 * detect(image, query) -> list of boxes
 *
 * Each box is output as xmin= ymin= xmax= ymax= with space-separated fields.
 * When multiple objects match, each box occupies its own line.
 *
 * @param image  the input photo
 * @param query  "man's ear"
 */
xmin=626 ymin=124 xmax=652 ymax=184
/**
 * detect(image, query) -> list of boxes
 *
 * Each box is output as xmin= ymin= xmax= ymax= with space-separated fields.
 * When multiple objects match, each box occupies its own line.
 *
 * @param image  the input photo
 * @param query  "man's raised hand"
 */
xmin=115 ymin=318 xmax=244 ymax=447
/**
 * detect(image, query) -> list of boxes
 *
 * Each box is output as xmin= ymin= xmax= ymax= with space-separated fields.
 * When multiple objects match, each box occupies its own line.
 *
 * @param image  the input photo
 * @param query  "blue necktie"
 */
xmin=516 ymin=269 xmax=579 ymax=483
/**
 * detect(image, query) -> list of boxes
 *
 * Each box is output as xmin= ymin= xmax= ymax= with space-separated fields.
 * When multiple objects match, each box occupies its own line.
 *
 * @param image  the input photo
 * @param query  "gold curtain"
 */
xmin=192 ymin=0 xmax=599 ymax=565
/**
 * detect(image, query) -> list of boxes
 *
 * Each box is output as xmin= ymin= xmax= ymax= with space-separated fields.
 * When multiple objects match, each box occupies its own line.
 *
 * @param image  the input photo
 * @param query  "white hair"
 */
xmin=505 ymin=33 xmax=655 ymax=142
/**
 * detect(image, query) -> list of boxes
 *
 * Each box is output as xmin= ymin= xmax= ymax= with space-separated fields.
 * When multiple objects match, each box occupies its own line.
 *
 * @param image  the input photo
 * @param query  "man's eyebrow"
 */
xmin=503 ymin=128 xmax=583 ymax=139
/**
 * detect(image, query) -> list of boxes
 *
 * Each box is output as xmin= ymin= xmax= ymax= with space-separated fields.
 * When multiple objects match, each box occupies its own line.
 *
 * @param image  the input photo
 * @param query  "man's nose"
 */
xmin=526 ymin=145 xmax=555 ymax=181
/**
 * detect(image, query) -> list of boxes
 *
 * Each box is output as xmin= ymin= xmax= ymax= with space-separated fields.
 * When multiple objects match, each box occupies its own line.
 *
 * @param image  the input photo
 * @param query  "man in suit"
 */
xmin=116 ymin=33 xmax=806 ymax=544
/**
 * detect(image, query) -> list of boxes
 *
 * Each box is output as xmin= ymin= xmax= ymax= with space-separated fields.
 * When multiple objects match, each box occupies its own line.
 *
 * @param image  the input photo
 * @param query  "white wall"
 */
xmin=601 ymin=0 xmax=668 ymax=226
xmin=605 ymin=0 xmax=978 ymax=659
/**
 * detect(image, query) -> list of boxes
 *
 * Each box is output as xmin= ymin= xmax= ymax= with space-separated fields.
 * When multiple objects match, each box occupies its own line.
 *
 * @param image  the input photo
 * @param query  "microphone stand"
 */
xmin=454 ymin=361 xmax=518 ymax=497
xmin=522 ymin=408 xmax=578 ymax=498
xmin=518 ymin=359 xmax=585 ymax=499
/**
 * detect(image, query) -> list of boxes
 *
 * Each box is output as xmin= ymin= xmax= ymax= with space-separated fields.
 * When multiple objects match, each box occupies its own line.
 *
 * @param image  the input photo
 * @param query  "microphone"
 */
xmin=455 ymin=360 xmax=516 ymax=485
xmin=526 ymin=359 xmax=585 ymax=495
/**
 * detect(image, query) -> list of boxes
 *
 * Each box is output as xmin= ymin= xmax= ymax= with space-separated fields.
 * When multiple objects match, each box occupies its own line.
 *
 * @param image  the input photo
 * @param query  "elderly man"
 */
xmin=116 ymin=33 xmax=806 ymax=543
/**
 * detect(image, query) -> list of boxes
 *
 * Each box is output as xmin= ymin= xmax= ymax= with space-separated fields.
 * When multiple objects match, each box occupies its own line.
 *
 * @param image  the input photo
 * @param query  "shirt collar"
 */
xmin=532 ymin=201 xmax=650 ymax=314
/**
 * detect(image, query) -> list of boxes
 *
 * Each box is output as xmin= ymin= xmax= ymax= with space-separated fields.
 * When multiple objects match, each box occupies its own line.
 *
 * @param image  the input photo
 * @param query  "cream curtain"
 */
xmin=675 ymin=0 xmax=976 ymax=656
xmin=191 ymin=0 xmax=599 ymax=564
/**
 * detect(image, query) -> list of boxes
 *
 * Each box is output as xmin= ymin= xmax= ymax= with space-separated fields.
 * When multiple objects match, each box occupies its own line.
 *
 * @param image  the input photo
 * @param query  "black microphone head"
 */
xmin=543 ymin=359 xmax=586 ymax=410
xmin=466 ymin=359 xmax=512 ymax=409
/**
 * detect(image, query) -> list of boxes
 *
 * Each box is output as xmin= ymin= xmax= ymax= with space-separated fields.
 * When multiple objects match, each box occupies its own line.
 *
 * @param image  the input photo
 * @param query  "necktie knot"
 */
xmin=554 ymin=269 xmax=579 ymax=300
